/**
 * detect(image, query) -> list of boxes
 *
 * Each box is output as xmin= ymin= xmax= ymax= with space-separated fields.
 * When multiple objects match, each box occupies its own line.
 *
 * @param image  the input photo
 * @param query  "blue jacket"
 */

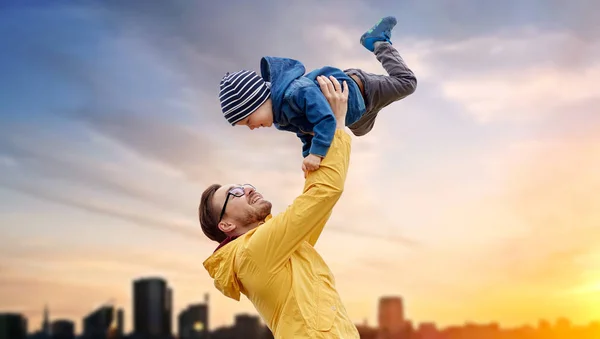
xmin=260 ymin=56 xmax=366 ymax=158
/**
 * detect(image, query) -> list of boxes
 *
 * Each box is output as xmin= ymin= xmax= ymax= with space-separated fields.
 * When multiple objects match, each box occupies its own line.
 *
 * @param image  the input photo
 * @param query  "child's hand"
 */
xmin=302 ymin=154 xmax=322 ymax=174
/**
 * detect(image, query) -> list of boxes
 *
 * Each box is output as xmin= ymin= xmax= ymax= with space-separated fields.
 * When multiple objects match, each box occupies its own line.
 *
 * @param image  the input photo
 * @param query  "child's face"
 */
xmin=235 ymin=98 xmax=273 ymax=130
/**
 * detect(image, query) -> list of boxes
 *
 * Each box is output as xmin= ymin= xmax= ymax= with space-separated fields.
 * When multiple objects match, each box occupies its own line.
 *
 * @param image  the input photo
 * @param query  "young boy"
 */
xmin=219 ymin=16 xmax=417 ymax=173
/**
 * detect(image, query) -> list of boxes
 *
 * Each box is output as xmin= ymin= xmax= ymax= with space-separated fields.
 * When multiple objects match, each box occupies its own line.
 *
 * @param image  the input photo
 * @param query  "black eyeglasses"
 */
xmin=218 ymin=184 xmax=255 ymax=221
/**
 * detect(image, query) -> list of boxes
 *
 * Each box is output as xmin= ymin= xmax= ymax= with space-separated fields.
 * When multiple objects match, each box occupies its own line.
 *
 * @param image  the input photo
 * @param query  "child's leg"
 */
xmin=372 ymin=41 xmax=417 ymax=103
xmin=345 ymin=17 xmax=417 ymax=136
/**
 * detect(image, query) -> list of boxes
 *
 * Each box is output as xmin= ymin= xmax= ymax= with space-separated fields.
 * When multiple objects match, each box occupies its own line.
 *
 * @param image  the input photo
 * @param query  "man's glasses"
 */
xmin=218 ymin=184 xmax=255 ymax=221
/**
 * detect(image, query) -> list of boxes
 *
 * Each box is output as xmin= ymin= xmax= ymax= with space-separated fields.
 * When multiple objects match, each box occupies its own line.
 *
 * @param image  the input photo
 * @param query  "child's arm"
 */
xmin=297 ymin=132 xmax=321 ymax=175
xmin=292 ymin=85 xmax=337 ymax=158
xmin=296 ymin=132 xmax=313 ymax=158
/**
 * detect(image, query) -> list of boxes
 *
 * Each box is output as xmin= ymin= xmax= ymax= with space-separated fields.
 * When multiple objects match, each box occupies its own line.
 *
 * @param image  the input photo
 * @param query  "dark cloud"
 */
xmin=68 ymin=107 xmax=221 ymax=182
xmin=0 ymin=12 xmax=227 ymax=183
xmin=0 ymin=124 xmax=190 ymax=214
xmin=0 ymin=179 xmax=207 ymax=242
xmin=0 ymin=8 xmax=305 ymax=181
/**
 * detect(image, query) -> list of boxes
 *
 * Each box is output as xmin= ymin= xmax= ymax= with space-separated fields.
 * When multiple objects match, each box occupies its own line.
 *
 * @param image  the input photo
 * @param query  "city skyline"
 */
xmin=1 ymin=0 xmax=600 ymax=333
xmin=2 ymin=274 xmax=599 ymax=338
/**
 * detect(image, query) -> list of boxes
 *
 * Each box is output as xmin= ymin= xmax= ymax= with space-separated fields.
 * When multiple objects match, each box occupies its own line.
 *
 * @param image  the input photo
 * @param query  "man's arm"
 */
xmin=247 ymin=128 xmax=350 ymax=272
xmin=293 ymin=85 xmax=337 ymax=158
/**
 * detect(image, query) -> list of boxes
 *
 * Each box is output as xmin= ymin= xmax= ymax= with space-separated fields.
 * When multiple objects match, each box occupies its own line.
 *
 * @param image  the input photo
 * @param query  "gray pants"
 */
xmin=344 ymin=42 xmax=417 ymax=136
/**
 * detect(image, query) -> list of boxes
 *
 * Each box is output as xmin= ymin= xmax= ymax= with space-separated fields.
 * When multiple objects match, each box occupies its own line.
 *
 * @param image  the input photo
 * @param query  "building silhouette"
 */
xmin=132 ymin=277 xmax=172 ymax=338
xmin=26 ymin=305 xmax=51 ymax=339
xmin=0 ymin=275 xmax=598 ymax=339
xmin=82 ymin=305 xmax=124 ymax=339
xmin=165 ymin=287 xmax=172 ymax=337
xmin=377 ymin=296 xmax=409 ymax=339
xmin=42 ymin=305 xmax=50 ymax=337
xmin=233 ymin=314 xmax=263 ymax=339
xmin=178 ymin=294 xmax=209 ymax=339
xmin=0 ymin=312 xmax=27 ymax=339
xmin=210 ymin=314 xmax=273 ymax=339
xmin=50 ymin=319 xmax=74 ymax=339
xmin=416 ymin=322 xmax=437 ymax=339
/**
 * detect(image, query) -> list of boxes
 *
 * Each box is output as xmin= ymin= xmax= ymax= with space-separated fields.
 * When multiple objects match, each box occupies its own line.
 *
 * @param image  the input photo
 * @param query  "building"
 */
xmin=416 ymin=322 xmax=438 ymax=339
xmin=233 ymin=314 xmax=263 ymax=339
xmin=26 ymin=305 xmax=51 ymax=339
xmin=115 ymin=309 xmax=124 ymax=337
xmin=178 ymin=294 xmax=209 ymax=339
xmin=42 ymin=305 xmax=50 ymax=336
xmin=378 ymin=296 xmax=408 ymax=339
xmin=133 ymin=277 xmax=172 ymax=338
xmin=0 ymin=313 xmax=27 ymax=339
xmin=51 ymin=319 xmax=75 ymax=339
xmin=378 ymin=296 xmax=405 ymax=325
xmin=165 ymin=287 xmax=173 ymax=336
xmin=82 ymin=305 xmax=124 ymax=339
xmin=355 ymin=321 xmax=377 ymax=339
xmin=209 ymin=313 xmax=272 ymax=339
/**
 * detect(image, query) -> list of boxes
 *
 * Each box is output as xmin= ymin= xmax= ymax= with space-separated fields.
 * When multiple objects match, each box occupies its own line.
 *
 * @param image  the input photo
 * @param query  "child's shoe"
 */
xmin=360 ymin=16 xmax=397 ymax=52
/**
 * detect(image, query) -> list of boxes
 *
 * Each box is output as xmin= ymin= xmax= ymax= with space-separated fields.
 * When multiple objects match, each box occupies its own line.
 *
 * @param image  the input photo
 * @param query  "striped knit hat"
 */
xmin=219 ymin=70 xmax=271 ymax=126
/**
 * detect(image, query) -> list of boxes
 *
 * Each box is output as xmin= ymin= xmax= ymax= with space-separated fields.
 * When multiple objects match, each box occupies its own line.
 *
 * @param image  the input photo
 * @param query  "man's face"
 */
xmin=235 ymin=98 xmax=273 ymax=130
xmin=212 ymin=183 xmax=272 ymax=232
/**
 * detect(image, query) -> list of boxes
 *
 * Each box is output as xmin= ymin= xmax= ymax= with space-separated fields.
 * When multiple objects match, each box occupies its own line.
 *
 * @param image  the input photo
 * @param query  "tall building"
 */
xmin=378 ymin=296 xmax=406 ymax=338
xmin=83 ymin=305 xmax=124 ymax=339
xmin=115 ymin=309 xmax=124 ymax=336
xmin=42 ymin=304 xmax=50 ymax=336
xmin=133 ymin=277 xmax=172 ymax=338
xmin=0 ymin=313 xmax=27 ymax=339
xmin=165 ymin=287 xmax=173 ymax=336
xmin=178 ymin=294 xmax=209 ymax=339
xmin=51 ymin=319 xmax=75 ymax=339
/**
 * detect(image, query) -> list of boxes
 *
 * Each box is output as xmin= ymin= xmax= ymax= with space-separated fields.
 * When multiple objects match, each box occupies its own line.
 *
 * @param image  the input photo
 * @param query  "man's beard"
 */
xmin=243 ymin=200 xmax=272 ymax=225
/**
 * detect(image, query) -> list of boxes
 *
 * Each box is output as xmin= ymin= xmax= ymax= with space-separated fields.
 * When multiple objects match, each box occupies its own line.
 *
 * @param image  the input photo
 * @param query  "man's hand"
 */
xmin=316 ymin=75 xmax=349 ymax=128
xmin=302 ymin=154 xmax=322 ymax=176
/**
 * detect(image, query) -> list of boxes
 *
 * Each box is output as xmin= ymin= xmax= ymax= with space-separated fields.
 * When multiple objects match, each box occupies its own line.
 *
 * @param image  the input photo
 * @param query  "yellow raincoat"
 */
xmin=203 ymin=129 xmax=360 ymax=339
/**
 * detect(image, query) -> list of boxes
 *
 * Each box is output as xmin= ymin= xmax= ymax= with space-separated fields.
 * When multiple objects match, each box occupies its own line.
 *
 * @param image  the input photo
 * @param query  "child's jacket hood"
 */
xmin=260 ymin=56 xmax=306 ymax=115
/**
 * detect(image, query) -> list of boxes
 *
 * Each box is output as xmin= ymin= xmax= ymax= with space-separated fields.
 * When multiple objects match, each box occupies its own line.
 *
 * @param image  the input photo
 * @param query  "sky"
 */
xmin=1 ymin=0 xmax=599 ymax=334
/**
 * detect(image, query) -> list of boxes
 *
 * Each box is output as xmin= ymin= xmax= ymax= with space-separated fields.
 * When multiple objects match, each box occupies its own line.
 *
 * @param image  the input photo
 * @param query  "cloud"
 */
xmin=440 ymin=62 xmax=600 ymax=123
xmin=0 ymin=127 xmax=418 ymax=250
xmin=69 ymin=108 xmax=224 ymax=181
xmin=0 ymin=124 xmax=191 ymax=214
xmin=375 ymin=28 xmax=599 ymax=124
xmin=85 ymin=0 xmax=377 ymax=91
xmin=265 ymin=19 xmax=600 ymax=131
xmin=0 ymin=179 xmax=206 ymax=242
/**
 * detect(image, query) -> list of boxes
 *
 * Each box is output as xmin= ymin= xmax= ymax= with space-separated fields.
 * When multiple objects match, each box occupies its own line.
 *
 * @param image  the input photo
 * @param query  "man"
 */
xmin=199 ymin=75 xmax=360 ymax=338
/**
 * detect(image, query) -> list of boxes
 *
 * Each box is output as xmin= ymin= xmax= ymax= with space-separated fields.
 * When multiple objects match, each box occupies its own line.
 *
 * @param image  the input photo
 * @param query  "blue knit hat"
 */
xmin=219 ymin=70 xmax=271 ymax=125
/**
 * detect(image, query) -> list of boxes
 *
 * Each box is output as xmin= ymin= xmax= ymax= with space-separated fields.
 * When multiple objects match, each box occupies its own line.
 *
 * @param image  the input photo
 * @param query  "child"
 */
xmin=218 ymin=16 xmax=417 ymax=173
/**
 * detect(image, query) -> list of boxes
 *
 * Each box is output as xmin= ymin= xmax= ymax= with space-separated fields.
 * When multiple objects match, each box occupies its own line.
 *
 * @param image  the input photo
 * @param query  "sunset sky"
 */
xmin=1 ymin=0 xmax=599 ymax=334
